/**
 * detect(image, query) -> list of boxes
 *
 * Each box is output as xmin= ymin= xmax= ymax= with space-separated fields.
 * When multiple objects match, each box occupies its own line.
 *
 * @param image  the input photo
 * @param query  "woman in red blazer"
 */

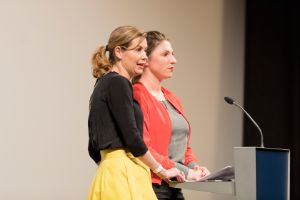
xmin=133 ymin=31 xmax=210 ymax=200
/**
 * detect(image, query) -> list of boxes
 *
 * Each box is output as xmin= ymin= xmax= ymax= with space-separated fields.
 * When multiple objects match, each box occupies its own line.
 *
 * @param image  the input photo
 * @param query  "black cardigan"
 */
xmin=88 ymin=72 xmax=148 ymax=163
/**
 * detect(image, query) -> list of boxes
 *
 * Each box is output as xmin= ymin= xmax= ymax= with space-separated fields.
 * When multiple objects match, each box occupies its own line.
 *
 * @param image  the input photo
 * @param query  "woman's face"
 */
xmin=147 ymin=40 xmax=176 ymax=81
xmin=120 ymin=37 xmax=147 ymax=78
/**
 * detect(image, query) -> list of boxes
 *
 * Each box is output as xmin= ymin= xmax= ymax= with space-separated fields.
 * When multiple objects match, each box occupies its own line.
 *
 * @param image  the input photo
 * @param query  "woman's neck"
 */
xmin=111 ymin=64 xmax=131 ymax=81
xmin=139 ymin=73 xmax=165 ymax=101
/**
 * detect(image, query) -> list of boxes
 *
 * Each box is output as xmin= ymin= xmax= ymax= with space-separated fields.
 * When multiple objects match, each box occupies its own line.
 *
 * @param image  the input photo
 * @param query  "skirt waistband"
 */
xmin=100 ymin=148 xmax=132 ymax=159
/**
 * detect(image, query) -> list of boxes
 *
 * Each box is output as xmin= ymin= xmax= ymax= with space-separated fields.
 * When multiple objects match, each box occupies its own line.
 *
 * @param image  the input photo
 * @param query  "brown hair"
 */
xmin=132 ymin=31 xmax=169 ymax=83
xmin=145 ymin=31 xmax=168 ymax=56
xmin=91 ymin=25 xmax=146 ymax=78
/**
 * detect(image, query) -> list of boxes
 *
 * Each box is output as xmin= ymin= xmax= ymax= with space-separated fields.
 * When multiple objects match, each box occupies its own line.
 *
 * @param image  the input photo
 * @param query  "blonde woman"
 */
xmin=87 ymin=26 xmax=185 ymax=200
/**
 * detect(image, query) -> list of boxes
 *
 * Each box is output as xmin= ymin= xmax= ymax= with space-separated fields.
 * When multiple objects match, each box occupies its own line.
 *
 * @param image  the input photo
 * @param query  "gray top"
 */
xmin=161 ymin=100 xmax=191 ymax=176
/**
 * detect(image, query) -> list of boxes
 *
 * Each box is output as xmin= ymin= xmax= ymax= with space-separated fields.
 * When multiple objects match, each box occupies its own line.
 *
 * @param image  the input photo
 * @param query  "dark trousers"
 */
xmin=152 ymin=182 xmax=185 ymax=200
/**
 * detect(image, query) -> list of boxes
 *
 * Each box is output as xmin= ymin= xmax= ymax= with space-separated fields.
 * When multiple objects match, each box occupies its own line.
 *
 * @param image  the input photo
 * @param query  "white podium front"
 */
xmin=170 ymin=180 xmax=235 ymax=195
xmin=170 ymin=147 xmax=290 ymax=200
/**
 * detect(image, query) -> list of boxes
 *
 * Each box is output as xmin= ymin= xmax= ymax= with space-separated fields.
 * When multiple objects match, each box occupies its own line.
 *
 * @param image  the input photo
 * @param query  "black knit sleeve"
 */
xmin=88 ymin=139 xmax=100 ymax=163
xmin=107 ymin=76 xmax=148 ymax=157
xmin=88 ymin=92 xmax=101 ymax=164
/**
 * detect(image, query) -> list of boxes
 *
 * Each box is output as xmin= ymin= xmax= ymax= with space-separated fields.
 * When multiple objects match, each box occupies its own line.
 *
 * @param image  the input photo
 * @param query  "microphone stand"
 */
xmin=224 ymin=97 xmax=264 ymax=148
xmin=232 ymin=101 xmax=264 ymax=148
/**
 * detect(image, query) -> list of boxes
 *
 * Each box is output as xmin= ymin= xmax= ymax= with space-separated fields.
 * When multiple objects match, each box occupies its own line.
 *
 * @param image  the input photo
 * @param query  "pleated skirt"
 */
xmin=87 ymin=149 xmax=157 ymax=200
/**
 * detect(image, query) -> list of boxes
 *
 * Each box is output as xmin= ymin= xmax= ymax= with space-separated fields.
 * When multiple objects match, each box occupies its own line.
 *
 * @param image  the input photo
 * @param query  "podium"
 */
xmin=170 ymin=147 xmax=290 ymax=200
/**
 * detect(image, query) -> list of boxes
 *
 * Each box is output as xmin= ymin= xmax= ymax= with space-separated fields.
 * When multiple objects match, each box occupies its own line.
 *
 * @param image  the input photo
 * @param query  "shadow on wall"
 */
xmin=215 ymin=0 xmax=245 ymax=170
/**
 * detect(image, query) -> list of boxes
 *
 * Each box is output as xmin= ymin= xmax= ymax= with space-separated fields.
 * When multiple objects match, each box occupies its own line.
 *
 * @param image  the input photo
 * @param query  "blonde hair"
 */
xmin=91 ymin=25 xmax=146 ymax=78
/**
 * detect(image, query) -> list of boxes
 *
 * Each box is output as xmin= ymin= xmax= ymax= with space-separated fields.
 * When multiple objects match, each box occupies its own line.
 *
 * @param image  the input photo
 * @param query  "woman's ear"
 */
xmin=114 ymin=46 xmax=123 ymax=60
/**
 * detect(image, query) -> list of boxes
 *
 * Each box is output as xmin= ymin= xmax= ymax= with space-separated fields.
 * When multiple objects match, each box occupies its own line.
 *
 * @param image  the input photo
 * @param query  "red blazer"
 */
xmin=133 ymin=82 xmax=198 ymax=184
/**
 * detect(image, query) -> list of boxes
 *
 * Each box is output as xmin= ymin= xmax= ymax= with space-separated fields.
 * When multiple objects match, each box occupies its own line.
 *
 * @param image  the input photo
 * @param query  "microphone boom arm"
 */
xmin=233 ymin=101 xmax=264 ymax=148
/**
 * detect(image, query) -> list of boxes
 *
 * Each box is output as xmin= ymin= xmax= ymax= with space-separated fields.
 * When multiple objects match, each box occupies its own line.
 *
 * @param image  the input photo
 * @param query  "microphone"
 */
xmin=224 ymin=96 xmax=264 ymax=148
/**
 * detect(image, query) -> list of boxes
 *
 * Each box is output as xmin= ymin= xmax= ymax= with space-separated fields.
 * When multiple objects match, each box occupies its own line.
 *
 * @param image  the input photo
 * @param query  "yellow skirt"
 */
xmin=87 ymin=149 xmax=157 ymax=200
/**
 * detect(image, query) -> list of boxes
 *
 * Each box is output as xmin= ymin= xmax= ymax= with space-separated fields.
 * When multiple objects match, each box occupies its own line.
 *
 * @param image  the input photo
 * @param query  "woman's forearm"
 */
xmin=138 ymin=150 xmax=185 ymax=182
xmin=138 ymin=150 xmax=161 ymax=172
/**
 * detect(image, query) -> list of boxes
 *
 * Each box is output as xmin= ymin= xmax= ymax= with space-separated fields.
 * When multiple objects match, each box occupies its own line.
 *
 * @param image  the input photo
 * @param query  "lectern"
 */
xmin=170 ymin=147 xmax=290 ymax=200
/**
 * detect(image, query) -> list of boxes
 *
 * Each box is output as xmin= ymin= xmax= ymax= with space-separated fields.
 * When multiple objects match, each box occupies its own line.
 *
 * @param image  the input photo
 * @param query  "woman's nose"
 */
xmin=141 ymin=51 xmax=148 ymax=60
xmin=171 ymin=55 xmax=177 ymax=64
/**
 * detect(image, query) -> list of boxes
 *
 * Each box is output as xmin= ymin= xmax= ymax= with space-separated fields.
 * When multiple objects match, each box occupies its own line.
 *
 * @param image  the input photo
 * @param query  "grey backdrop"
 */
xmin=0 ymin=0 xmax=245 ymax=199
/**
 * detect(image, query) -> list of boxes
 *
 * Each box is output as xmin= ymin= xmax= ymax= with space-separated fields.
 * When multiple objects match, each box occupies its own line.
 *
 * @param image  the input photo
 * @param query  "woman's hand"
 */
xmin=194 ymin=165 xmax=210 ymax=177
xmin=187 ymin=166 xmax=210 ymax=181
xmin=157 ymin=168 xmax=186 ymax=183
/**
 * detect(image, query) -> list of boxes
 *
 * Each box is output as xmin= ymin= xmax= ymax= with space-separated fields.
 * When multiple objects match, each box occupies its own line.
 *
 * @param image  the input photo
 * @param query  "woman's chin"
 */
xmin=135 ymin=69 xmax=144 ymax=75
xmin=164 ymin=73 xmax=173 ymax=79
